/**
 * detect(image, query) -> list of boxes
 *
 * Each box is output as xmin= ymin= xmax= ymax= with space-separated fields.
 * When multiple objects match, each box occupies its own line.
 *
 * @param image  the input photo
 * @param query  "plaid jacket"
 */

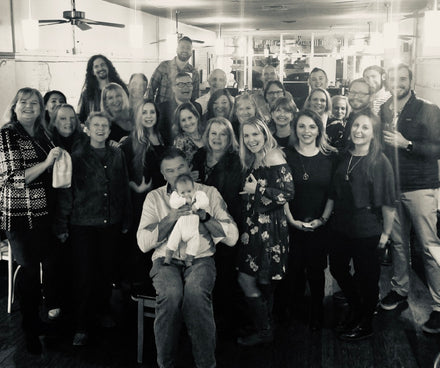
xmin=0 ymin=122 xmax=54 ymax=231
xmin=145 ymin=57 xmax=199 ymax=104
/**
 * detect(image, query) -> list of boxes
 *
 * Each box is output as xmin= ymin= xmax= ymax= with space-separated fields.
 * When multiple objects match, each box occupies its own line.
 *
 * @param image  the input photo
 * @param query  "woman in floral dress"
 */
xmin=237 ymin=117 xmax=294 ymax=346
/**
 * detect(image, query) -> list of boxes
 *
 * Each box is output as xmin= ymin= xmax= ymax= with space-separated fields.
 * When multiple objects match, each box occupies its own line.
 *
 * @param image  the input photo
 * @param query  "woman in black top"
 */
xmin=284 ymin=109 xmax=337 ymax=330
xmin=329 ymin=112 xmax=396 ymax=341
xmin=191 ymin=116 xmax=242 ymax=334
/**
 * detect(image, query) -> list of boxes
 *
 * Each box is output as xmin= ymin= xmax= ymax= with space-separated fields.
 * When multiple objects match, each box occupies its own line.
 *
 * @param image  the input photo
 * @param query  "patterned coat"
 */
xmin=0 ymin=121 xmax=54 ymax=231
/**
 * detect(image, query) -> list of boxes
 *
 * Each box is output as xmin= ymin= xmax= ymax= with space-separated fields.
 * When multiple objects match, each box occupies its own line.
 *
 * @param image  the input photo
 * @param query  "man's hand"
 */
xmin=383 ymin=130 xmax=409 ymax=149
xmin=195 ymin=208 xmax=207 ymax=221
xmin=169 ymin=204 xmax=192 ymax=222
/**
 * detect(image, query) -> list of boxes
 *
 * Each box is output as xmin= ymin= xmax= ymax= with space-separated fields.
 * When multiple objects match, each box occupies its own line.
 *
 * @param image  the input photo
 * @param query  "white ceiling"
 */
xmin=104 ymin=0 xmax=429 ymax=34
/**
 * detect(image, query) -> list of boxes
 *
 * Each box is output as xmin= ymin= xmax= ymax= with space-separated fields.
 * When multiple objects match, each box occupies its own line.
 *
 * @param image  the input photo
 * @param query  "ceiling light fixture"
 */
xmin=22 ymin=0 xmax=39 ymax=50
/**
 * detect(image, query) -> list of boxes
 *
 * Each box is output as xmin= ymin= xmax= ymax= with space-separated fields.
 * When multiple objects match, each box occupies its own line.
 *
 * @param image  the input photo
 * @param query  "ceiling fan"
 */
xmin=38 ymin=0 xmax=125 ymax=31
xmin=150 ymin=11 xmax=204 ymax=45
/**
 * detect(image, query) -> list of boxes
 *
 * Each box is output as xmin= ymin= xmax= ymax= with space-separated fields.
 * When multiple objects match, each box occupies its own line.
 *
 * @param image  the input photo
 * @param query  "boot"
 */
xmin=237 ymin=296 xmax=273 ymax=346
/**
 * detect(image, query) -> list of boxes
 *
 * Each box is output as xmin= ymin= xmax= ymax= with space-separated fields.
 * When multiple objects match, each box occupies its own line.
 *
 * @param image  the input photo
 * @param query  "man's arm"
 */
xmin=145 ymin=64 xmax=163 ymax=101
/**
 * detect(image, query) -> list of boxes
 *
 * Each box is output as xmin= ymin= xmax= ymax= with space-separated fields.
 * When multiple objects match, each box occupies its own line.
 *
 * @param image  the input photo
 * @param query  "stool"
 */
xmin=131 ymin=294 xmax=156 ymax=364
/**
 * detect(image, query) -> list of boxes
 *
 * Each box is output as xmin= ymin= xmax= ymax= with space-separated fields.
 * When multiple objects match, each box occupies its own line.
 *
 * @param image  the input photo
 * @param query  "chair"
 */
xmin=0 ymin=239 xmax=15 ymax=313
xmin=131 ymin=291 xmax=156 ymax=364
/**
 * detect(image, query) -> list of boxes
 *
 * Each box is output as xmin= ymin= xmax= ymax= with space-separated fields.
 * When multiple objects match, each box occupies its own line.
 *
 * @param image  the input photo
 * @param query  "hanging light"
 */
xmin=383 ymin=3 xmax=398 ymax=50
xmin=129 ymin=0 xmax=143 ymax=48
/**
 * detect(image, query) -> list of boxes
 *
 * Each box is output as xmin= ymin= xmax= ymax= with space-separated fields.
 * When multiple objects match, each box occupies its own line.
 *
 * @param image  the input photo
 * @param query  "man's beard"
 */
xmin=177 ymin=53 xmax=191 ymax=62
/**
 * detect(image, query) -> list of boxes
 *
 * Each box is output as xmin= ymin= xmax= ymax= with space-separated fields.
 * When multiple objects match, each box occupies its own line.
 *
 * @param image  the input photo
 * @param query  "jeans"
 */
xmin=390 ymin=189 xmax=440 ymax=310
xmin=6 ymin=227 xmax=54 ymax=335
xmin=150 ymin=256 xmax=216 ymax=368
xmin=329 ymin=233 xmax=381 ymax=322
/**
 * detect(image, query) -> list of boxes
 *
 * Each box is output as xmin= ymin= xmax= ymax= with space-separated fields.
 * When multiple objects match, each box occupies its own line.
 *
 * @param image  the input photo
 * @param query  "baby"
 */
xmin=164 ymin=173 xmax=210 ymax=267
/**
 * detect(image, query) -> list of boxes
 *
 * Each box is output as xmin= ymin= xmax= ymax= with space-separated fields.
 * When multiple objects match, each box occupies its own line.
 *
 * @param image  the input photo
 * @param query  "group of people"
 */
xmin=1 ymin=34 xmax=440 ymax=368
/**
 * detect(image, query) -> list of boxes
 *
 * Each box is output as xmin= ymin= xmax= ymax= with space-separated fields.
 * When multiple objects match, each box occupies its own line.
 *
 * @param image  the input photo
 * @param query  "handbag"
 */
xmin=52 ymin=149 xmax=72 ymax=188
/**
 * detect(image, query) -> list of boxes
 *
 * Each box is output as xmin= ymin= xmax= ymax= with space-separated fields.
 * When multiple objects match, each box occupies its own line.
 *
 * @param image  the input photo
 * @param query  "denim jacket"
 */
xmin=56 ymin=143 xmax=131 ymax=234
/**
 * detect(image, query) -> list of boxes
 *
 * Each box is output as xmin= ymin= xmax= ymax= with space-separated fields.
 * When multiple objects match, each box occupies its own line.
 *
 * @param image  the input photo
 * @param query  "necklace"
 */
xmin=345 ymin=155 xmax=364 ymax=181
xmin=298 ymin=154 xmax=310 ymax=181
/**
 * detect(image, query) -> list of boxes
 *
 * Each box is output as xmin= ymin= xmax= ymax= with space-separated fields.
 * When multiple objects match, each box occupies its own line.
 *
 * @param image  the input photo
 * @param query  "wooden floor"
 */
xmin=0 ymin=263 xmax=439 ymax=368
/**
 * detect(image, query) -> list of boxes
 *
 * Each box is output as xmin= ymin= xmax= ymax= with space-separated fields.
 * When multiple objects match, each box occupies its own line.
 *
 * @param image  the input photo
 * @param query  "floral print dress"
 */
xmin=238 ymin=163 xmax=294 ymax=283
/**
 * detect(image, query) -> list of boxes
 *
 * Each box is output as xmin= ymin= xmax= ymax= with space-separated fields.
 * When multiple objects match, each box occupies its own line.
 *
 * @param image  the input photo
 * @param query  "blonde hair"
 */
xmin=100 ymin=82 xmax=130 ymax=120
xmin=239 ymin=117 xmax=279 ymax=171
xmin=203 ymin=117 xmax=239 ymax=154
xmin=304 ymin=88 xmax=332 ymax=115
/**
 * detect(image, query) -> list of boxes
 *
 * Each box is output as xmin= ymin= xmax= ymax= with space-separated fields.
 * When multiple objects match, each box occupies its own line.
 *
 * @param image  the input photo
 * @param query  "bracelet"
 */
xmin=200 ymin=212 xmax=211 ymax=223
xmin=319 ymin=216 xmax=328 ymax=224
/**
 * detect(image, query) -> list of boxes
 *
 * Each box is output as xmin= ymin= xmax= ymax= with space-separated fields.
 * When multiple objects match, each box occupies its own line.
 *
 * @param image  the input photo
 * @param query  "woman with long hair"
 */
xmin=173 ymin=102 xmax=205 ymax=164
xmin=101 ymin=82 xmax=133 ymax=143
xmin=329 ymin=112 xmax=396 ymax=341
xmin=283 ymin=109 xmax=337 ymax=330
xmin=120 ymin=100 xmax=165 ymax=287
xmin=304 ymin=87 xmax=332 ymax=127
xmin=43 ymin=90 xmax=67 ymax=127
xmin=237 ymin=117 xmax=294 ymax=346
xmin=191 ymin=116 xmax=242 ymax=334
xmin=0 ymin=88 xmax=62 ymax=353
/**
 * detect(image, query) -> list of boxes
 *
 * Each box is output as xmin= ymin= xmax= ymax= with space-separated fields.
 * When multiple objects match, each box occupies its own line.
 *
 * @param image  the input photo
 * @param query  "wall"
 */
xmin=0 ymin=0 xmax=215 ymax=116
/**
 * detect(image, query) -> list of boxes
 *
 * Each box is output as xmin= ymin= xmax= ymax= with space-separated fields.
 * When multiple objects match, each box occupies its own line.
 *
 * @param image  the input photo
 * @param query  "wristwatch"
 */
xmin=406 ymin=141 xmax=413 ymax=152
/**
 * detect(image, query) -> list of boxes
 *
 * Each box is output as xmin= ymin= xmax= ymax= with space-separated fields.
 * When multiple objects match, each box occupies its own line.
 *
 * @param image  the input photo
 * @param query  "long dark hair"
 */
xmin=81 ymin=54 xmax=128 ymax=101
xmin=347 ymin=111 xmax=382 ymax=181
xmin=172 ymin=102 xmax=203 ymax=138
xmin=131 ymin=100 xmax=163 ymax=181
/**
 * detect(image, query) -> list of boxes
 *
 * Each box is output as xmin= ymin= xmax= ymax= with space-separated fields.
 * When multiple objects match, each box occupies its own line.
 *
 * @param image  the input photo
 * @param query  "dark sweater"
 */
xmin=380 ymin=91 xmax=440 ymax=192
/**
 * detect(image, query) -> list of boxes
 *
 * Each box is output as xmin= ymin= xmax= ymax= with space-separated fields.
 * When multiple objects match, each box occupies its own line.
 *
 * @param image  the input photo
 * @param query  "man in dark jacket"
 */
xmin=379 ymin=63 xmax=440 ymax=334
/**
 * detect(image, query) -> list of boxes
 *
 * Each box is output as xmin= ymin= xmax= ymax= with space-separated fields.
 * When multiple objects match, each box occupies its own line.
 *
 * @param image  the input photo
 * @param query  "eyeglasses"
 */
xmin=176 ymin=82 xmax=192 ymax=89
xmin=348 ymin=91 xmax=370 ymax=97
xmin=267 ymin=90 xmax=284 ymax=96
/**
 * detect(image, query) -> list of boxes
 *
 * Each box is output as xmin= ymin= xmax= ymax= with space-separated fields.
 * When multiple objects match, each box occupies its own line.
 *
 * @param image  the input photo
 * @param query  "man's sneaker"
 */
xmin=380 ymin=290 xmax=408 ymax=310
xmin=422 ymin=311 xmax=440 ymax=333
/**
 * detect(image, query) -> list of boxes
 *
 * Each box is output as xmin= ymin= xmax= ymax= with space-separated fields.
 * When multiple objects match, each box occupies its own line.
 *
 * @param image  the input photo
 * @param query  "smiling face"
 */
xmin=55 ymin=106 xmax=76 ymax=138
xmin=213 ymin=95 xmax=231 ymax=118
xmin=350 ymin=115 xmax=373 ymax=150
xmin=141 ymin=102 xmax=157 ymax=129
xmin=105 ymin=89 xmax=124 ymax=115
xmin=272 ymin=106 xmax=293 ymax=128
xmin=387 ymin=67 xmax=411 ymax=101
xmin=173 ymin=75 xmax=193 ymax=102
xmin=93 ymin=57 xmax=109 ymax=81
xmin=236 ymin=99 xmax=256 ymax=124
xmin=332 ymin=99 xmax=347 ymax=120
xmin=296 ymin=115 xmax=319 ymax=147
xmin=15 ymin=92 xmax=41 ymax=125
xmin=243 ymin=124 xmax=265 ymax=154
xmin=208 ymin=122 xmax=229 ymax=153
xmin=176 ymin=40 xmax=192 ymax=63
xmin=161 ymin=156 xmax=190 ymax=189
xmin=363 ymin=69 xmax=384 ymax=93
xmin=310 ymin=90 xmax=327 ymax=115
xmin=309 ymin=70 xmax=328 ymax=90
xmin=87 ymin=116 xmax=110 ymax=148
xmin=266 ymin=84 xmax=285 ymax=107
xmin=46 ymin=93 xmax=66 ymax=119
xmin=179 ymin=109 xmax=198 ymax=135
xmin=348 ymin=81 xmax=371 ymax=112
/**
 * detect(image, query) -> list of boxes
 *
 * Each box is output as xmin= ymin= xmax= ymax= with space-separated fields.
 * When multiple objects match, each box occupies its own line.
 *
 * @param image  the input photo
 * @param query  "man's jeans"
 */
xmin=390 ymin=189 xmax=440 ymax=311
xmin=150 ymin=256 xmax=216 ymax=368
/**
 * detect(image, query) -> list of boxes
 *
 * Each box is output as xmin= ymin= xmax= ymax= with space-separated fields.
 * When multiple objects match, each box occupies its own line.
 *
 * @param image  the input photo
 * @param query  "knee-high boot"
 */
xmin=237 ymin=296 xmax=273 ymax=346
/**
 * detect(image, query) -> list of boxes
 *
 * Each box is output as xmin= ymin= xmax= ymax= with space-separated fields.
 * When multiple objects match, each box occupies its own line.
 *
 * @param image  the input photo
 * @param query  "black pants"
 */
xmin=71 ymin=224 xmax=120 ymax=332
xmin=329 ymin=232 xmax=381 ymax=322
xmin=276 ymin=227 xmax=328 ymax=316
xmin=6 ymin=227 xmax=55 ymax=336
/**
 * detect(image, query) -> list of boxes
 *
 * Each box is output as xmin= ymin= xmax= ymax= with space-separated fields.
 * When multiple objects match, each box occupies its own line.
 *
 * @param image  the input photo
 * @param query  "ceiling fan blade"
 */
xmin=76 ymin=21 xmax=92 ymax=31
xmin=150 ymin=39 xmax=167 ymax=45
xmin=82 ymin=18 xmax=125 ymax=28
xmin=38 ymin=19 xmax=68 ymax=25
xmin=192 ymin=40 xmax=205 ymax=44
